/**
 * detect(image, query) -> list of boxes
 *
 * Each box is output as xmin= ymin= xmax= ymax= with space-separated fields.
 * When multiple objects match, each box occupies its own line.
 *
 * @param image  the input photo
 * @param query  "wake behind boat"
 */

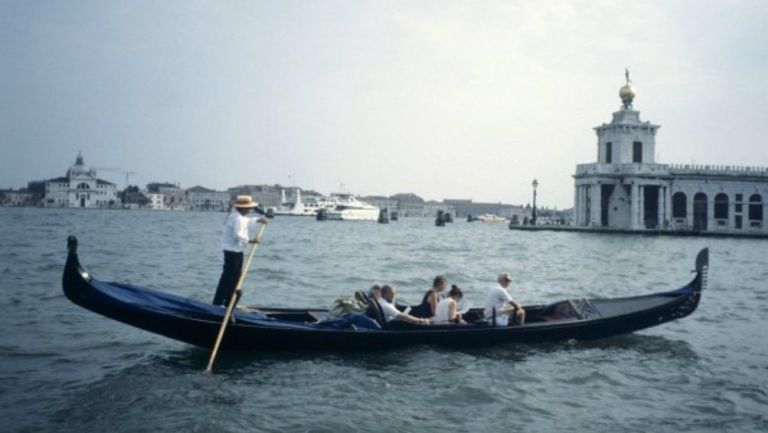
xmin=61 ymin=236 xmax=708 ymax=351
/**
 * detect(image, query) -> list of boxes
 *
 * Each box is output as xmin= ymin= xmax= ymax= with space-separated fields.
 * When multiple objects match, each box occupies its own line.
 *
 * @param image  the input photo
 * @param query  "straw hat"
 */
xmin=233 ymin=195 xmax=258 ymax=209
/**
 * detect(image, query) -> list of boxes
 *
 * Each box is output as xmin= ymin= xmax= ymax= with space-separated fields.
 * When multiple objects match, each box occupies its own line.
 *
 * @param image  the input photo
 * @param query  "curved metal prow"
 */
xmin=67 ymin=235 xmax=78 ymax=254
xmin=694 ymin=248 xmax=709 ymax=291
xmin=63 ymin=235 xmax=92 ymax=302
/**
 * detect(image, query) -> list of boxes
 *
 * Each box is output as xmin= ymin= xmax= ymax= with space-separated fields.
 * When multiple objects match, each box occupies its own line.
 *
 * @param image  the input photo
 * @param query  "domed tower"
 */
xmin=66 ymin=151 xmax=97 ymax=178
xmin=594 ymin=69 xmax=659 ymax=165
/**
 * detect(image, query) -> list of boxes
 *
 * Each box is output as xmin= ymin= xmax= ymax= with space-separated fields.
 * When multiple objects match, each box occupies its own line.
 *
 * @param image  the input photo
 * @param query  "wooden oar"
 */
xmin=205 ymin=221 xmax=267 ymax=373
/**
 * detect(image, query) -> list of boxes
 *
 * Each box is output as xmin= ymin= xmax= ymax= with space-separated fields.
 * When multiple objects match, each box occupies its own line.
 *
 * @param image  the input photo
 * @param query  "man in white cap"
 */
xmin=213 ymin=195 xmax=268 ymax=306
xmin=483 ymin=273 xmax=526 ymax=326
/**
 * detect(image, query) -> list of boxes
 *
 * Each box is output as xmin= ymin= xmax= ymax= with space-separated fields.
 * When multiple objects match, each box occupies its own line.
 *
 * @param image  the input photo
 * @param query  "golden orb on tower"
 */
xmin=620 ymin=68 xmax=635 ymax=109
xmin=619 ymin=84 xmax=635 ymax=100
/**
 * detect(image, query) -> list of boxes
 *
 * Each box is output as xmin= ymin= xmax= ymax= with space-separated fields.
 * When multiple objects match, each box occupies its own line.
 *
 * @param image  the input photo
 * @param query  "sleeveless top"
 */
xmin=433 ymin=298 xmax=456 ymax=324
xmin=410 ymin=289 xmax=438 ymax=318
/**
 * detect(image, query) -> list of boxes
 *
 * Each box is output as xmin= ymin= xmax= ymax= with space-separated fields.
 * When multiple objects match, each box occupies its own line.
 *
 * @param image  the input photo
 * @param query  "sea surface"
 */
xmin=1 ymin=207 xmax=767 ymax=433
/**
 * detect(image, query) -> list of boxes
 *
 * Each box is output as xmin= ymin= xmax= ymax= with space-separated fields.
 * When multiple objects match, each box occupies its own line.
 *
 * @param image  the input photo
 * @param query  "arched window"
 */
xmin=749 ymin=194 xmax=763 ymax=221
xmin=672 ymin=192 xmax=687 ymax=218
xmin=693 ymin=193 xmax=708 ymax=231
xmin=77 ymin=183 xmax=89 ymax=190
xmin=714 ymin=193 xmax=729 ymax=219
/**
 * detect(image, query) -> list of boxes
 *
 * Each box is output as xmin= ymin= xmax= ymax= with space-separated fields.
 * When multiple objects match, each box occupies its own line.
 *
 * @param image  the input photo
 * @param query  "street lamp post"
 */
xmin=531 ymin=179 xmax=539 ymax=225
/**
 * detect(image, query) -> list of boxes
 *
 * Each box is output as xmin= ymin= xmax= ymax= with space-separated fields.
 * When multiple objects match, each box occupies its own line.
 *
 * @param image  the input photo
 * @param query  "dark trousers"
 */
xmin=213 ymin=250 xmax=244 ymax=306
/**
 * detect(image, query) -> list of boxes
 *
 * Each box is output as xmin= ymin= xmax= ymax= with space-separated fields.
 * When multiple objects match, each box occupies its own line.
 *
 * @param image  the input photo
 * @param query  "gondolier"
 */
xmin=213 ymin=195 xmax=268 ymax=306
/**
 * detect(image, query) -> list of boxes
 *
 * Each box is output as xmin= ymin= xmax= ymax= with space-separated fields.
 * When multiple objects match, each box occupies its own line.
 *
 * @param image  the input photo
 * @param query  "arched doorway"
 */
xmin=672 ymin=192 xmax=687 ymax=219
xmin=693 ymin=192 xmax=708 ymax=231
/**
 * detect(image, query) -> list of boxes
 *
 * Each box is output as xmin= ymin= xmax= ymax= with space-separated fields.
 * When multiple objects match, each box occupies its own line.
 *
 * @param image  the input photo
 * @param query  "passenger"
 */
xmin=379 ymin=285 xmax=430 ymax=325
xmin=434 ymin=285 xmax=466 ymax=324
xmin=484 ymin=273 xmax=526 ymax=326
xmin=410 ymin=275 xmax=448 ymax=318
xmin=369 ymin=284 xmax=382 ymax=302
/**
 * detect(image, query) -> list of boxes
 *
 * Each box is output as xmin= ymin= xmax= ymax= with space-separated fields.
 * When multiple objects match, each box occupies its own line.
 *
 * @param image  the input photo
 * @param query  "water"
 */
xmin=1 ymin=207 xmax=767 ymax=432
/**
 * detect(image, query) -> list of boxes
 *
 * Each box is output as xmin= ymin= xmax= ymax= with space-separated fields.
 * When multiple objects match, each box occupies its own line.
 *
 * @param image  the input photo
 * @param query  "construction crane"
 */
xmin=96 ymin=167 xmax=137 ymax=189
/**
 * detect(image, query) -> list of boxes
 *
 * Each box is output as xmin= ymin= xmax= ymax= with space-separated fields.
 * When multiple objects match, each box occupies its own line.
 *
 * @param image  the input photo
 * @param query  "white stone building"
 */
xmin=186 ymin=186 xmax=230 ymax=211
xmin=573 ymin=73 xmax=768 ymax=234
xmin=42 ymin=152 xmax=120 ymax=208
xmin=145 ymin=193 xmax=165 ymax=210
xmin=360 ymin=195 xmax=399 ymax=214
xmin=423 ymin=200 xmax=455 ymax=218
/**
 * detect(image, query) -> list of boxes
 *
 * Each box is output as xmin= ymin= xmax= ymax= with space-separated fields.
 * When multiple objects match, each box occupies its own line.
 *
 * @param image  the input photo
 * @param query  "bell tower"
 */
xmin=594 ymin=70 xmax=660 ymax=165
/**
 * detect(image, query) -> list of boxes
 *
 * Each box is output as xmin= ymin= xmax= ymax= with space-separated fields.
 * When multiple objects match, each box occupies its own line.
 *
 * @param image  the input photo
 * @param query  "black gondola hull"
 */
xmin=62 ymin=236 xmax=707 ymax=351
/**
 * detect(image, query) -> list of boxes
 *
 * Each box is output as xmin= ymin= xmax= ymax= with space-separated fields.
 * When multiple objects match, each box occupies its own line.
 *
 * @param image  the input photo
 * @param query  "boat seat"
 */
xmin=354 ymin=290 xmax=370 ymax=305
xmin=365 ymin=299 xmax=386 ymax=328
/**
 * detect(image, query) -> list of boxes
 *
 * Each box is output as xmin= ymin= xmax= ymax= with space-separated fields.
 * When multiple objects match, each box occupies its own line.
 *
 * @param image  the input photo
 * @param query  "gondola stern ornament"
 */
xmin=63 ymin=236 xmax=91 ymax=296
xmin=694 ymin=248 xmax=709 ymax=291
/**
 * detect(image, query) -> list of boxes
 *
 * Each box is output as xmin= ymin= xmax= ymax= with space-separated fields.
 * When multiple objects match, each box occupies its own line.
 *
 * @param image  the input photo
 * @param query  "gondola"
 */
xmin=62 ymin=236 xmax=708 ymax=351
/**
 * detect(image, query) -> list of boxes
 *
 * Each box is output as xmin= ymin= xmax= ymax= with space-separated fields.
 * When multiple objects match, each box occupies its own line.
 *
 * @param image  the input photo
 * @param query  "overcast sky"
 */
xmin=2 ymin=0 xmax=767 ymax=207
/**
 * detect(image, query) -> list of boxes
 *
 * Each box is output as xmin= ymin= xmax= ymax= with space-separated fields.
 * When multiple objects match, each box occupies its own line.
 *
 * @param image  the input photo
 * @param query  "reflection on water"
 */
xmin=0 ymin=207 xmax=766 ymax=432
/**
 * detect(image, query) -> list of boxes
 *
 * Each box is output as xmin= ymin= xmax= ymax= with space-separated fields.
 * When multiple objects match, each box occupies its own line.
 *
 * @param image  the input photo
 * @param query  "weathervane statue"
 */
xmin=620 ymin=67 xmax=636 ymax=109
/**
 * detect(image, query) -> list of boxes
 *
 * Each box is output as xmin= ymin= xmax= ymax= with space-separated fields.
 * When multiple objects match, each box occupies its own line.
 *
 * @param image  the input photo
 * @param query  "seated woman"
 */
xmin=433 ymin=285 xmax=465 ymax=324
xmin=410 ymin=275 xmax=448 ymax=318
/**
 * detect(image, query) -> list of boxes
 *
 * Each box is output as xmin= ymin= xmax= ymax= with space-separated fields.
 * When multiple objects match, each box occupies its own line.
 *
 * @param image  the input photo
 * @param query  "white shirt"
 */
xmin=434 ymin=297 xmax=456 ymax=324
xmin=484 ymin=284 xmax=514 ymax=325
xmin=222 ymin=212 xmax=252 ymax=252
xmin=378 ymin=298 xmax=401 ymax=323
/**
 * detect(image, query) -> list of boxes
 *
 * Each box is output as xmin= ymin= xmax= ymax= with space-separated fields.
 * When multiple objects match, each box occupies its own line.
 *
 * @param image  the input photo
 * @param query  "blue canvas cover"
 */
xmin=89 ymin=279 xmax=380 ymax=330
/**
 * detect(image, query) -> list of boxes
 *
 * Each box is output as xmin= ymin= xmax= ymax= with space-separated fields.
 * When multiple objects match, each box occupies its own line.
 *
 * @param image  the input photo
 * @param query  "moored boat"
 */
xmin=475 ymin=214 xmax=508 ymax=223
xmin=62 ymin=236 xmax=708 ymax=351
xmin=324 ymin=194 xmax=379 ymax=221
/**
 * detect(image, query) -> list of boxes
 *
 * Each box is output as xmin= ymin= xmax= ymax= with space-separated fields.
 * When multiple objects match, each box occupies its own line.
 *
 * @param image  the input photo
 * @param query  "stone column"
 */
xmin=729 ymin=194 xmax=736 ymax=230
xmin=574 ymin=185 xmax=581 ymax=226
xmin=630 ymin=183 xmax=639 ymax=230
xmin=591 ymin=183 xmax=601 ymax=226
xmin=687 ymin=192 xmax=694 ymax=230
xmin=656 ymin=186 xmax=663 ymax=229
xmin=664 ymin=187 xmax=672 ymax=227
xmin=638 ymin=185 xmax=645 ymax=229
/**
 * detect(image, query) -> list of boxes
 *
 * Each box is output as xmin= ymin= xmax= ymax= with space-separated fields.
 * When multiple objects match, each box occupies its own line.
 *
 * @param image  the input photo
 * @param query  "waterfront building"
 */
xmin=0 ymin=188 xmax=33 ymax=206
xmin=147 ymin=182 xmax=186 ymax=209
xmin=26 ymin=181 xmax=46 ymax=206
xmin=423 ymin=200 xmax=455 ymax=218
xmin=40 ymin=152 xmax=120 ymax=208
xmin=444 ymin=199 xmax=531 ymax=220
xmin=390 ymin=193 xmax=425 ymax=217
xmin=573 ymin=72 xmax=768 ymax=234
xmin=360 ymin=195 xmax=399 ymax=213
xmin=228 ymin=185 xmax=285 ymax=208
xmin=186 ymin=186 xmax=230 ymax=211
xmin=145 ymin=193 xmax=165 ymax=210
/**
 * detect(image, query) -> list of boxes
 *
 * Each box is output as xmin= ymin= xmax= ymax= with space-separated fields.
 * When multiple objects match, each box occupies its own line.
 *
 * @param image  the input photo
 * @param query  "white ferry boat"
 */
xmin=325 ymin=194 xmax=380 ymax=221
xmin=273 ymin=189 xmax=337 ymax=217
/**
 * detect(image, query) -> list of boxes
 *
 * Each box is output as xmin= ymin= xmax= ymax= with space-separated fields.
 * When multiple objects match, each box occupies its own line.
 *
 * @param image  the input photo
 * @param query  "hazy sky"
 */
xmin=2 ymin=0 xmax=767 ymax=207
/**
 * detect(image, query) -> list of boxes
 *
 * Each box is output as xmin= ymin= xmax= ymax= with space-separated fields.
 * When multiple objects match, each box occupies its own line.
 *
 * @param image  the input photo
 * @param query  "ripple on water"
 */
xmin=1 ymin=209 xmax=767 ymax=432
